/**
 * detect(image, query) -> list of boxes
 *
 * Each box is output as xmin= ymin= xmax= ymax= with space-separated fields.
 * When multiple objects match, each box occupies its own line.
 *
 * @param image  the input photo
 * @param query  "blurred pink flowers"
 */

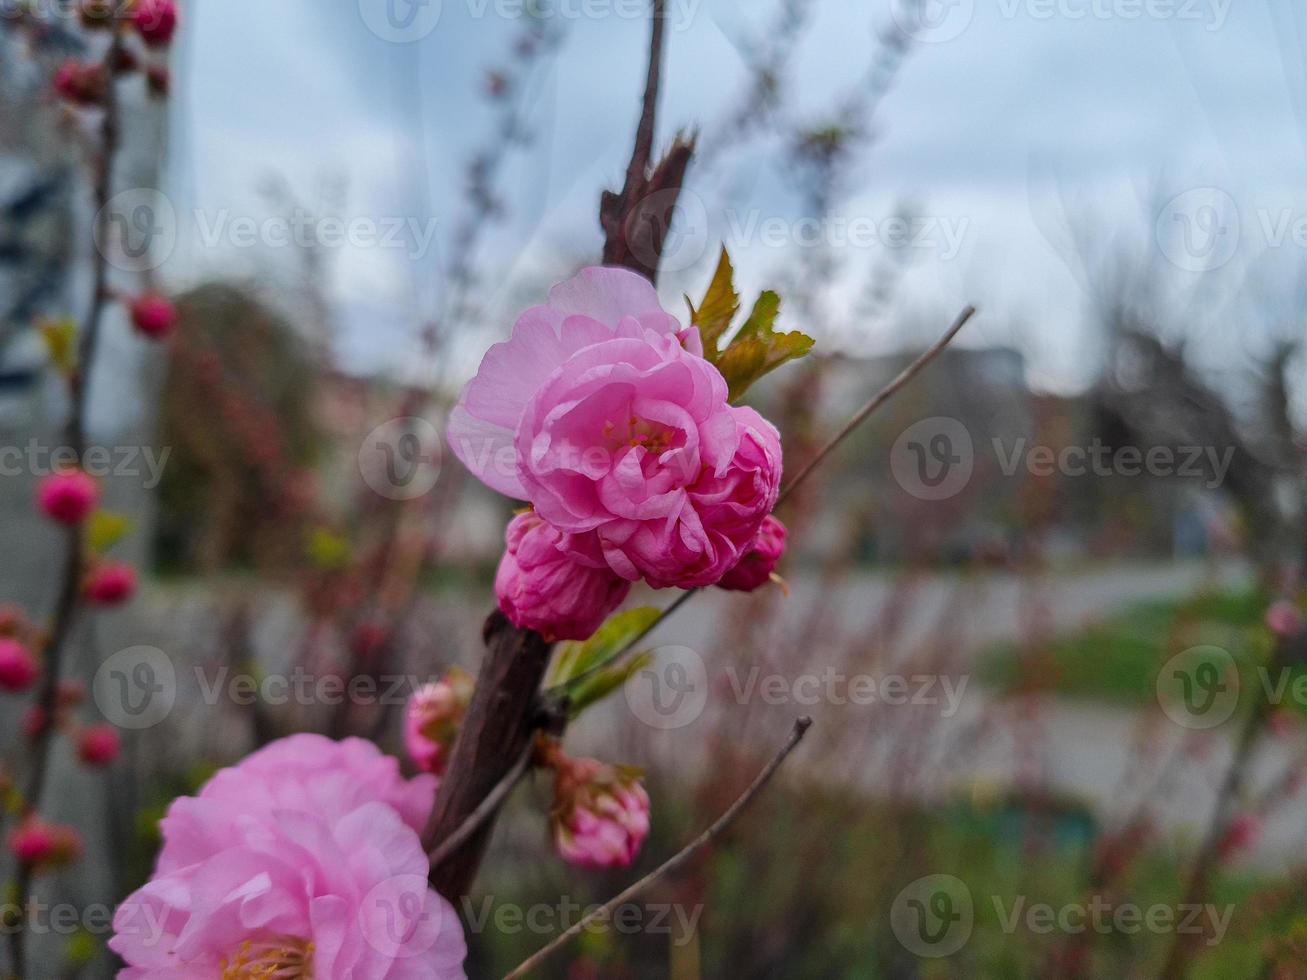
xmin=548 ymin=749 xmax=650 ymax=870
xmin=130 ymin=293 xmax=177 ymax=339
xmin=77 ymin=723 xmax=121 ymax=766
xmin=449 ymin=267 xmax=783 ymax=634
xmin=8 ymin=817 xmax=81 ymax=871
xmin=494 ymin=511 xmax=631 ymax=640
xmin=131 ymin=0 xmax=178 ymax=47
xmin=0 ymin=638 xmax=39 ymax=692
xmin=1266 ymin=600 xmax=1304 ymax=639
xmin=37 ymin=469 xmax=98 ymax=525
xmin=404 ymin=668 xmax=475 ymax=776
xmin=110 ymin=734 xmax=465 ymax=978
xmin=85 ymin=560 xmax=138 ymax=606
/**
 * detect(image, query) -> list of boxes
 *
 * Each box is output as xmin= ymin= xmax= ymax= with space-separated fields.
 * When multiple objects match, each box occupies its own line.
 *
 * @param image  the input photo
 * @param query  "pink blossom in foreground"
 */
xmin=549 ymin=751 xmax=650 ymax=870
xmin=77 ymin=723 xmax=121 ymax=766
xmin=37 ymin=469 xmax=98 ymax=525
xmin=111 ymin=735 xmax=465 ymax=978
xmin=129 ymin=293 xmax=177 ymax=339
xmin=449 ymin=267 xmax=782 ymax=590
xmin=131 ymin=0 xmax=178 ymax=47
xmin=494 ymin=511 xmax=631 ymax=640
xmin=717 ymin=514 xmax=788 ymax=592
xmin=0 ymin=638 xmax=39 ymax=692
xmin=404 ymin=668 xmax=476 ymax=776
xmin=9 ymin=817 xmax=81 ymax=870
xmin=85 ymin=561 xmax=138 ymax=606
xmin=1266 ymin=600 xmax=1304 ymax=639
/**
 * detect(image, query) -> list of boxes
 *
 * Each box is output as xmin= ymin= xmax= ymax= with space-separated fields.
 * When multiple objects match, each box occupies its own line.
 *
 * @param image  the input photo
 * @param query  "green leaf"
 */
xmin=86 ymin=511 xmax=133 ymax=554
xmin=688 ymin=247 xmax=739 ymax=360
xmin=566 ymin=652 xmax=653 ymax=717
xmin=546 ymin=607 xmax=661 ymax=688
xmin=39 ymin=318 xmax=78 ymax=376
xmin=735 ymin=290 xmax=781 ymax=342
xmin=306 ymin=526 xmax=352 ymax=571
xmin=717 ymin=329 xmax=815 ymax=402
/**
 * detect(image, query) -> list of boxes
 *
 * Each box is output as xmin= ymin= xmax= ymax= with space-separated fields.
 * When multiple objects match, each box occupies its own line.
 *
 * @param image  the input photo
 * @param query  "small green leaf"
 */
xmin=566 ymin=652 xmax=653 ymax=717
xmin=86 ymin=511 xmax=133 ymax=554
xmin=64 ymin=930 xmax=97 ymax=968
xmin=546 ymin=607 xmax=661 ymax=688
xmin=688 ymin=248 xmax=739 ymax=360
xmin=735 ymin=290 xmax=781 ymax=343
xmin=717 ymin=330 xmax=815 ymax=402
xmin=39 ymin=318 xmax=78 ymax=376
xmin=306 ymin=527 xmax=352 ymax=571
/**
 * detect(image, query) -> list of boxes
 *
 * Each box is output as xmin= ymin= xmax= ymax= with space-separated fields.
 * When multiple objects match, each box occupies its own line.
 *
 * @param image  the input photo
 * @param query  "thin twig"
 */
xmin=503 ymin=717 xmax=813 ymax=979
xmin=9 ymin=16 xmax=125 ymax=976
xmin=623 ymin=0 xmax=665 ymax=199
xmin=779 ymin=304 xmax=976 ymax=504
xmin=427 ymin=740 xmax=535 ymax=871
xmin=546 ymin=306 xmax=977 ymax=698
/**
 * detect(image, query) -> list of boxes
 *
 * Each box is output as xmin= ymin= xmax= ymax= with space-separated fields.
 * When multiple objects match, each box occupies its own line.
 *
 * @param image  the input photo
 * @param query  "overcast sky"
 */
xmin=163 ymin=0 xmax=1307 ymax=393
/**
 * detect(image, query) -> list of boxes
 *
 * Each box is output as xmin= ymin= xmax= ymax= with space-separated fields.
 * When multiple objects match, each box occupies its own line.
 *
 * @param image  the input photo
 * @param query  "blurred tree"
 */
xmin=154 ymin=282 xmax=320 ymax=575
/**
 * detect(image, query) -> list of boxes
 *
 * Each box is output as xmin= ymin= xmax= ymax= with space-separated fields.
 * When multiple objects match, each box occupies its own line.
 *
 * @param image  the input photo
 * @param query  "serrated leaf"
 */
xmin=566 ymin=652 xmax=653 ymax=717
xmin=306 ymin=527 xmax=352 ymax=571
xmin=86 ymin=511 xmax=132 ymax=554
xmin=717 ymin=329 xmax=815 ymax=402
xmin=39 ymin=318 xmax=78 ymax=375
xmin=688 ymin=248 xmax=739 ymax=360
xmin=546 ymin=607 xmax=661 ymax=688
xmin=735 ymin=290 xmax=781 ymax=342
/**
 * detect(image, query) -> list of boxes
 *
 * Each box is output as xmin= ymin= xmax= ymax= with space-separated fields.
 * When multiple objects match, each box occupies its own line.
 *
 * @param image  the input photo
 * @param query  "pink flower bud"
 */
xmin=717 ymin=514 xmax=787 ymax=592
xmin=132 ymin=0 xmax=178 ymax=47
xmin=8 ymin=818 xmax=81 ymax=870
xmin=0 ymin=639 xmax=39 ymax=693
xmin=1266 ymin=600 xmax=1304 ymax=639
xmin=145 ymin=63 xmax=171 ymax=99
xmin=550 ymin=754 xmax=650 ymax=870
xmin=129 ymin=293 xmax=176 ymax=339
xmin=404 ymin=669 xmax=475 ymax=776
xmin=77 ymin=724 xmax=121 ymax=766
xmin=52 ymin=60 xmax=107 ymax=106
xmin=495 ymin=512 xmax=631 ymax=642
xmin=85 ymin=562 xmax=138 ymax=606
xmin=37 ymin=469 xmax=99 ymax=525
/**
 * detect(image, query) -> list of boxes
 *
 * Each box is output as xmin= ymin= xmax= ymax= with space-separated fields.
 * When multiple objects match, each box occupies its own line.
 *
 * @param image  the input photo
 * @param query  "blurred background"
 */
xmin=2 ymin=0 xmax=1306 ymax=976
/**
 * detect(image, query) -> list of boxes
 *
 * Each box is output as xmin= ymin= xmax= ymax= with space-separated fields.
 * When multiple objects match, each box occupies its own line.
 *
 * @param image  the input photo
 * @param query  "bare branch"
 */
xmin=503 ymin=717 xmax=813 ymax=979
xmin=427 ymin=740 xmax=535 ymax=872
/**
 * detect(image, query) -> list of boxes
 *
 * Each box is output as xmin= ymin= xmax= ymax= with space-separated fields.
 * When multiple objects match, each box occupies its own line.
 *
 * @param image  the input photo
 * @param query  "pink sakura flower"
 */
xmin=111 ymin=735 xmax=465 ymax=979
xmin=1266 ymin=600 xmax=1304 ymax=639
xmin=37 ymin=469 xmax=99 ymax=525
xmin=132 ymin=0 xmax=178 ymax=47
xmin=77 ymin=723 xmax=121 ymax=766
xmin=549 ymin=751 xmax=650 ymax=870
xmin=85 ymin=561 xmax=138 ymax=606
xmin=448 ymin=267 xmax=783 ymax=591
xmin=130 ymin=293 xmax=177 ymax=339
xmin=494 ymin=511 xmax=631 ymax=641
xmin=717 ymin=513 xmax=788 ymax=592
xmin=0 ymin=638 xmax=39 ymax=692
xmin=404 ymin=669 xmax=476 ymax=777
xmin=9 ymin=817 xmax=81 ymax=870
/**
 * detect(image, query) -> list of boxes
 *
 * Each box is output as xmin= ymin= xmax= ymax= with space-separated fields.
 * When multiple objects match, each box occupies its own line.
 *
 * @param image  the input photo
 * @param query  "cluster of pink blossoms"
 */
xmin=449 ymin=267 xmax=787 ymax=641
xmin=111 ymin=734 xmax=467 ymax=978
